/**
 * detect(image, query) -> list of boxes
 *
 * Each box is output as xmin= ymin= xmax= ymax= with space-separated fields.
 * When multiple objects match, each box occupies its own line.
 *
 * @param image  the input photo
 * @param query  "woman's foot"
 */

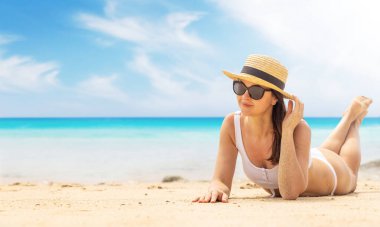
xmin=342 ymin=96 xmax=372 ymax=122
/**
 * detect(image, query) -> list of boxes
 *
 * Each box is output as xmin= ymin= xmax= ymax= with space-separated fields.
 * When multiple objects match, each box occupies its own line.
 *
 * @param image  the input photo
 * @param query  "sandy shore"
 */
xmin=1 ymin=177 xmax=380 ymax=227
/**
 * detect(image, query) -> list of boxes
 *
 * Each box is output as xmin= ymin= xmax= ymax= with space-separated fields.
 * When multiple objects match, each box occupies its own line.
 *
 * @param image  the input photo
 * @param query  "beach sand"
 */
xmin=1 ymin=175 xmax=380 ymax=226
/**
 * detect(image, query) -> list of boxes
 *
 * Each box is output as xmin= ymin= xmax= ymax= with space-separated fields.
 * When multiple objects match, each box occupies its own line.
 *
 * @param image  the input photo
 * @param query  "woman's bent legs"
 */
xmin=319 ymin=114 xmax=355 ymax=154
xmin=319 ymin=97 xmax=371 ymax=155
xmin=318 ymin=97 xmax=372 ymax=193
xmin=340 ymin=114 xmax=365 ymax=177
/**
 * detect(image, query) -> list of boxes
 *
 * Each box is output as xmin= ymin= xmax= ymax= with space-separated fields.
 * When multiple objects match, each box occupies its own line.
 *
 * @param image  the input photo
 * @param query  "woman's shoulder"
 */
xmin=222 ymin=112 xmax=237 ymax=125
xmin=224 ymin=111 xmax=237 ymax=119
xmin=219 ymin=112 xmax=238 ymax=144
xmin=220 ymin=112 xmax=237 ymax=134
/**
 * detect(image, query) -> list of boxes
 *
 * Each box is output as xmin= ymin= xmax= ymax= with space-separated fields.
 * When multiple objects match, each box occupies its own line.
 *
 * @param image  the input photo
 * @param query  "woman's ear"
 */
xmin=272 ymin=98 xmax=278 ymax=106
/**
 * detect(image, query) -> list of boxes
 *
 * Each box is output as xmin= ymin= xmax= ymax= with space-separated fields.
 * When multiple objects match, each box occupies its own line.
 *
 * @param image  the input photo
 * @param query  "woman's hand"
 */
xmin=192 ymin=185 xmax=229 ymax=203
xmin=282 ymin=96 xmax=304 ymax=132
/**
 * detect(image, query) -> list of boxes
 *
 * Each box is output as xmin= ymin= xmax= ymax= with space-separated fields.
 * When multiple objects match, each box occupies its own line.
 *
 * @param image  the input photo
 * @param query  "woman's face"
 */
xmin=236 ymin=80 xmax=278 ymax=116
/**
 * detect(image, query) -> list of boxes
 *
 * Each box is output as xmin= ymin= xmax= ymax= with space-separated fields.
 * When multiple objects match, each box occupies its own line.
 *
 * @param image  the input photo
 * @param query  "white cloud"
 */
xmin=0 ymin=33 xmax=59 ymax=93
xmin=74 ymin=1 xmax=229 ymax=116
xmin=127 ymin=52 xmax=234 ymax=116
xmin=77 ymin=13 xmax=149 ymax=43
xmin=76 ymin=5 xmax=208 ymax=50
xmin=129 ymin=52 xmax=186 ymax=95
xmin=0 ymin=54 xmax=59 ymax=93
xmin=214 ymin=0 xmax=380 ymax=71
xmin=213 ymin=0 xmax=380 ymax=116
xmin=77 ymin=74 xmax=128 ymax=103
xmin=164 ymin=12 xmax=206 ymax=48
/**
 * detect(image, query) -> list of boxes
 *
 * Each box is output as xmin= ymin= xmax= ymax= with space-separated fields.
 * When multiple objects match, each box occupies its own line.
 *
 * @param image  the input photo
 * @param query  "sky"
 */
xmin=1 ymin=0 xmax=379 ymax=117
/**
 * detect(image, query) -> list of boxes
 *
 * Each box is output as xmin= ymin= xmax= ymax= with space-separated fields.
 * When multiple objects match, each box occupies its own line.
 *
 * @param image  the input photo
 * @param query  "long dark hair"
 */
xmin=267 ymin=90 xmax=286 ymax=165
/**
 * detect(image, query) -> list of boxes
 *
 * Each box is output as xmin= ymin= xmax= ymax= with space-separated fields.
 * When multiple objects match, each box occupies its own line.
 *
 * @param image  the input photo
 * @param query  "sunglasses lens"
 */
xmin=248 ymin=86 xmax=265 ymax=100
xmin=233 ymin=81 xmax=246 ymax=95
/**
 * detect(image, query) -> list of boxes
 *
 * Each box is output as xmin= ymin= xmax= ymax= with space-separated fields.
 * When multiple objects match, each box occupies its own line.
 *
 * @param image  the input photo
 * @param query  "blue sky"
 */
xmin=1 ymin=0 xmax=379 ymax=117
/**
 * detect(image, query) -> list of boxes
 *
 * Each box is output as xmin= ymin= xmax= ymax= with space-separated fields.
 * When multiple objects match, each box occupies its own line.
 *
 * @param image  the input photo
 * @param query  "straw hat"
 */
xmin=223 ymin=54 xmax=294 ymax=100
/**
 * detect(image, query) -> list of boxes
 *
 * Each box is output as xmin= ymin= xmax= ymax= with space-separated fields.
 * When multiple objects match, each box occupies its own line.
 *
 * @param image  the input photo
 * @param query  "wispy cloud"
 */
xmin=0 ymin=54 xmax=59 ymax=93
xmin=77 ymin=13 xmax=149 ymax=43
xmin=74 ymin=0 xmax=227 ymax=116
xmin=0 ymin=33 xmax=59 ymax=93
xmin=76 ymin=2 xmax=208 ymax=50
xmin=129 ymin=52 xmax=186 ymax=95
xmin=77 ymin=74 xmax=128 ymax=103
xmin=127 ymin=52 xmax=233 ymax=116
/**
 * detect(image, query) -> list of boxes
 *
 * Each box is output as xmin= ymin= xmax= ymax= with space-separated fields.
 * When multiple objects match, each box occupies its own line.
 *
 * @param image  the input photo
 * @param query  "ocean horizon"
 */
xmin=1 ymin=117 xmax=379 ymax=183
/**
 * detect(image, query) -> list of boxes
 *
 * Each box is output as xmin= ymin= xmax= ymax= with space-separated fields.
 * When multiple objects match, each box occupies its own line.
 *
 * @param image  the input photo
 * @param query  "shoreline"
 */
xmin=1 ymin=159 xmax=379 ymax=185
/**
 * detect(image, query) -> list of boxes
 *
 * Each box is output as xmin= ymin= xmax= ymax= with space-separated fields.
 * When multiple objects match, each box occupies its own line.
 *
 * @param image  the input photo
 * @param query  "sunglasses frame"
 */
xmin=233 ymin=80 xmax=272 ymax=100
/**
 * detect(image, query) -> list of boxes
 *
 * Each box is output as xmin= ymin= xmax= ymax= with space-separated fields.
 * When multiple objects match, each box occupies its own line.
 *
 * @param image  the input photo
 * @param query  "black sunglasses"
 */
xmin=233 ymin=80 xmax=272 ymax=100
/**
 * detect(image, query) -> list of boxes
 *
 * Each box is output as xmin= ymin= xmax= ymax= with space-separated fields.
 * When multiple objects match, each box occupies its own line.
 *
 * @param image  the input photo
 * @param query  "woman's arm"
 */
xmin=278 ymin=96 xmax=311 ymax=200
xmin=278 ymin=120 xmax=311 ymax=199
xmin=193 ymin=113 xmax=238 ymax=203
xmin=210 ymin=113 xmax=238 ymax=195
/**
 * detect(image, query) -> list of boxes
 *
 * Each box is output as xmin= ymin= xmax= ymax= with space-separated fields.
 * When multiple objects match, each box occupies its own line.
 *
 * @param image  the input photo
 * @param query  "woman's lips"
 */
xmin=241 ymin=101 xmax=254 ymax=107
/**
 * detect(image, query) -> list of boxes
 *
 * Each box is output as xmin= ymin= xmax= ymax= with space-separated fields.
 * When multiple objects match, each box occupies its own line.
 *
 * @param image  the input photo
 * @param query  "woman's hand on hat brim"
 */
xmin=282 ymin=96 xmax=304 ymax=131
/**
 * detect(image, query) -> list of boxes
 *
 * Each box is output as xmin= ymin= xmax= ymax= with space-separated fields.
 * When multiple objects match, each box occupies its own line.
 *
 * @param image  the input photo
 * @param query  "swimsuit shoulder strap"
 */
xmin=233 ymin=111 xmax=243 ymax=151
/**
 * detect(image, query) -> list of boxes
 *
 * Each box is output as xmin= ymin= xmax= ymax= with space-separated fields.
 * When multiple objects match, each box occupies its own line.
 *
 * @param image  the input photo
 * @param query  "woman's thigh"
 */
xmin=303 ymin=148 xmax=356 ymax=196
xmin=318 ymin=147 xmax=356 ymax=194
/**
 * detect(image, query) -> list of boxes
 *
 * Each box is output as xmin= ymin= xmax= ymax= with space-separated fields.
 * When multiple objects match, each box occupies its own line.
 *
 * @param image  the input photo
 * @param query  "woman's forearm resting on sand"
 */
xmin=278 ymin=129 xmax=307 ymax=199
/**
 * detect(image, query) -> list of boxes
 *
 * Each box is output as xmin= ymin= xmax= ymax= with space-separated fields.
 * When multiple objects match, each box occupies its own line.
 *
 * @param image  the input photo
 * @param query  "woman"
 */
xmin=192 ymin=54 xmax=372 ymax=202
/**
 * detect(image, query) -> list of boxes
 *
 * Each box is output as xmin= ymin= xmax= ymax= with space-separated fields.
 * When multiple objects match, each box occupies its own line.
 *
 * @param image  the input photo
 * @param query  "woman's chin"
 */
xmin=240 ymin=106 xmax=254 ymax=113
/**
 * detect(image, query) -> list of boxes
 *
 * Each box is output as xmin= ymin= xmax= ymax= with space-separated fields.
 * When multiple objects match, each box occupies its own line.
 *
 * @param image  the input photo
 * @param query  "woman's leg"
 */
xmin=318 ymin=96 xmax=372 ymax=154
xmin=334 ymin=110 xmax=368 ymax=193
xmin=318 ymin=114 xmax=355 ymax=154
xmin=339 ymin=110 xmax=367 ymax=177
xmin=319 ymin=97 xmax=372 ymax=193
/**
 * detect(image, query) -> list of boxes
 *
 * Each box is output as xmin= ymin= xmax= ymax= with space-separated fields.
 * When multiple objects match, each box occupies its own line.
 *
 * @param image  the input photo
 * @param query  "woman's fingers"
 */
xmin=290 ymin=96 xmax=304 ymax=116
xmin=286 ymin=100 xmax=293 ymax=115
xmin=216 ymin=191 xmax=229 ymax=203
xmin=222 ymin=193 xmax=229 ymax=203
xmin=293 ymin=96 xmax=300 ymax=113
xmin=193 ymin=190 xmax=228 ymax=203
xmin=204 ymin=191 xmax=212 ymax=202
xmin=198 ymin=195 xmax=206 ymax=203
xmin=210 ymin=190 xmax=219 ymax=203
xmin=192 ymin=196 xmax=200 ymax=202
xmin=295 ymin=97 xmax=304 ymax=118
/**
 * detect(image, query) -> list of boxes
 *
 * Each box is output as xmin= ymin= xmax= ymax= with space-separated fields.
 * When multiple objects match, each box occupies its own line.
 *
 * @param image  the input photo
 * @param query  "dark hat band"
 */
xmin=241 ymin=66 xmax=285 ymax=90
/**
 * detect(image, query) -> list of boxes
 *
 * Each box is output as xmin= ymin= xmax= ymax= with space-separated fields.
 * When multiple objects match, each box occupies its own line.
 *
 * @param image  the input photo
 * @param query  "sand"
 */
xmin=1 ymin=177 xmax=380 ymax=227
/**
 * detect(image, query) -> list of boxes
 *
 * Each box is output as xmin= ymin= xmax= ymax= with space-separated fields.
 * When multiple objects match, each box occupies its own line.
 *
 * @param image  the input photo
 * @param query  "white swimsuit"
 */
xmin=234 ymin=111 xmax=337 ymax=197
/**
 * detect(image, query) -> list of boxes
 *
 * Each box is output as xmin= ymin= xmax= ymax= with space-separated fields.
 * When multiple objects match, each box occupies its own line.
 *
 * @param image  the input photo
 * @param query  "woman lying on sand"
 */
xmin=193 ymin=54 xmax=373 ymax=202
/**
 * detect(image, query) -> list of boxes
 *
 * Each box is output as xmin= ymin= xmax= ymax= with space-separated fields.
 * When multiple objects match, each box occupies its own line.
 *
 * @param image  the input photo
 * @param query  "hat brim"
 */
xmin=223 ymin=70 xmax=294 ymax=100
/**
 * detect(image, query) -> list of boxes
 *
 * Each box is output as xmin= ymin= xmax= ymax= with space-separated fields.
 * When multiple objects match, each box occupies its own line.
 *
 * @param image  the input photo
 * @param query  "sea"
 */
xmin=0 ymin=117 xmax=379 ymax=183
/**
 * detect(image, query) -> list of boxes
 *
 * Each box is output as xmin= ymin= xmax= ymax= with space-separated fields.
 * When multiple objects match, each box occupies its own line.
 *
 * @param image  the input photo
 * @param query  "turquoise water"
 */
xmin=1 ymin=117 xmax=379 ymax=130
xmin=0 ymin=117 xmax=379 ymax=183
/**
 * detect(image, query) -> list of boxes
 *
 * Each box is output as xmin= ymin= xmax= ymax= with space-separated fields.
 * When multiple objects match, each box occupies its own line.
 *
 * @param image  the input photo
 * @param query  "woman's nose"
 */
xmin=242 ymin=90 xmax=250 ymax=99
